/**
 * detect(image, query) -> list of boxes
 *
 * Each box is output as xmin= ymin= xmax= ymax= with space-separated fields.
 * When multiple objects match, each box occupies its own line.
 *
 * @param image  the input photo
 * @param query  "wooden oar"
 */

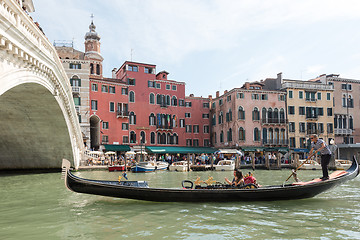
xmin=284 ymin=154 xmax=315 ymax=183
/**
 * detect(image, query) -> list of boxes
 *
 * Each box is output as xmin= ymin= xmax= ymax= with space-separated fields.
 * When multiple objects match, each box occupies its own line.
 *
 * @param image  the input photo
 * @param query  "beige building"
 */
xmin=55 ymin=42 xmax=91 ymax=147
xmin=282 ymin=79 xmax=334 ymax=151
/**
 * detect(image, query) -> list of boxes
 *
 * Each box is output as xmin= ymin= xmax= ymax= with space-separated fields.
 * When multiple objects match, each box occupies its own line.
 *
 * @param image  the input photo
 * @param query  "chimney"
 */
xmin=112 ymin=68 xmax=117 ymax=78
xmin=224 ymin=90 xmax=228 ymax=94
xmin=189 ymin=94 xmax=194 ymax=97
xmin=216 ymin=91 xmax=219 ymax=98
xmin=244 ymin=82 xmax=250 ymax=89
xmin=208 ymin=95 xmax=212 ymax=100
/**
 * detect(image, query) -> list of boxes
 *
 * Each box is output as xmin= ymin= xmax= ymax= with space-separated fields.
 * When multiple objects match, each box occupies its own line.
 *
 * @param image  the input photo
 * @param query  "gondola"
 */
xmin=61 ymin=157 xmax=359 ymax=202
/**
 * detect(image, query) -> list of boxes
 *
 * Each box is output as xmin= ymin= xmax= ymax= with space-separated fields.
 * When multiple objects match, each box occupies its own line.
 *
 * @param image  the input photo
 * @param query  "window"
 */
xmin=96 ymin=64 xmax=100 ymax=75
xmin=186 ymin=139 xmax=192 ymax=146
xmin=179 ymin=119 xmax=185 ymax=128
xmin=288 ymin=106 xmax=295 ymax=115
xmin=290 ymin=137 xmax=295 ymax=148
xmin=91 ymin=100 xmax=98 ymax=110
xmin=185 ymin=102 xmax=192 ymax=107
xmin=109 ymin=102 xmax=115 ymax=112
xmin=299 ymin=106 xmax=305 ymax=115
xmin=288 ymin=90 xmax=293 ymax=98
xmin=261 ymin=94 xmax=268 ymax=100
xmin=186 ymin=125 xmax=192 ymax=133
xmin=128 ymin=65 xmax=138 ymax=72
xmin=227 ymin=128 xmax=232 ymax=142
xmin=156 ymin=83 xmax=161 ymax=89
xmin=227 ymin=95 xmax=231 ymax=102
xmin=109 ymin=86 xmax=115 ymax=94
xmin=252 ymin=94 xmax=259 ymax=100
xmin=130 ymin=131 xmax=136 ymax=143
xmin=279 ymin=95 xmax=285 ymax=101
xmin=122 ymin=123 xmax=129 ymax=130
xmin=148 ymin=81 xmax=155 ymax=88
xmin=121 ymin=88 xmax=128 ymax=95
xmin=193 ymin=125 xmax=199 ymax=133
xmin=129 ymin=112 xmax=136 ymax=125
xmin=149 ymin=93 xmax=155 ymax=104
xmin=171 ymin=96 xmax=177 ymax=106
xmin=317 ymin=92 xmax=321 ymax=100
xmin=289 ymin=122 xmax=295 ymax=132
xmin=144 ymin=67 xmax=153 ymax=74
xmin=327 ymin=108 xmax=333 ymax=116
xmin=90 ymin=63 xmax=94 ymax=74
xmin=219 ymin=99 xmax=223 ymax=105
xmin=179 ymin=99 xmax=185 ymax=106
xmin=185 ymin=113 xmax=191 ymax=118
xmin=204 ymin=139 xmax=210 ymax=147
xmin=140 ymin=131 xmax=146 ymax=144
xmin=238 ymin=127 xmax=245 ymax=141
xmin=327 ymin=123 xmax=334 ymax=133
xmin=69 ymin=63 xmax=81 ymax=69
xmin=129 ymin=91 xmax=135 ymax=102
xmin=299 ymin=91 xmax=303 ymax=99
xmin=203 ymin=102 xmax=209 ymax=108
xmin=203 ymin=125 xmax=209 ymax=134
xmin=172 ymin=85 xmax=177 ymax=91
xmin=238 ymin=106 xmax=245 ymax=120
xmin=252 ymin=107 xmax=260 ymax=121
xmin=318 ymin=123 xmax=324 ymax=133
xmin=220 ymin=131 xmax=224 ymax=143
xmin=149 ymin=113 xmax=156 ymax=126
xmin=317 ymin=108 xmax=324 ymax=116
xmin=73 ymin=97 xmax=81 ymax=106
xmin=299 ymin=122 xmax=306 ymax=133
xmin=193 ymin=139 xmax=199 ymax=147
xmin=123 ymin=136 xmax=129 ymax=144
xmin=212 ymin=115 xmax=216 ymax=126
xmin=102 ymin=122 xmax=109 ymax=129
xmin=342 ymin=83 xmax=352 ymax=90
xmin=101 ymin=85 xmax=108 ymax=93
xmin=127 ymin=78 xmax=136 ymax=86
xmin=219 ymin=112 xmax=224 ymax=124
xmin=327 ymin=93 xmax=331 ymax=100
xmin=91 ymin=83 xmax=98 ymax=91
xmin=349 ymin=116 xmax=354 ymax=129
xmin=166 ymin=84 xmax=170 ymax=90
xmin=202 ymin=114 xmax=209 ymax=119
xmin=226 ymin=109 xmax=233 ymax=122
xmin=150 ymin=132 xmax=155 ymax=144
xmin=305 ymin=91 xmax=316 ymax=101
xmin=237 ymin=92 xmax=244 ymax=99
xmin=253 ymin=128 xmax=260 ymax=141
xmin=102 ymin=135 xmax=108 ymax=143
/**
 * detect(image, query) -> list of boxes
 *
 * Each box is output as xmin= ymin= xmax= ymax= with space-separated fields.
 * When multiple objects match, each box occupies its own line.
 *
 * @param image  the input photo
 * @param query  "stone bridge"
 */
xmin=0 ymin=0 xmax=83 ymax=170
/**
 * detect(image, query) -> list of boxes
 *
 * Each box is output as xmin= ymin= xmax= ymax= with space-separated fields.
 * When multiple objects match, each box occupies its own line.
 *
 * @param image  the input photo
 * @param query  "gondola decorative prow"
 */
xmin=61 ymin=159 xmax=72 ymax=190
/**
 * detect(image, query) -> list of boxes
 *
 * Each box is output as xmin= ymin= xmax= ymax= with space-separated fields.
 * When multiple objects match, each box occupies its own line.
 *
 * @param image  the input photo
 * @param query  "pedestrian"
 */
xmin=309 ymin=134 xmax=332 ymax=180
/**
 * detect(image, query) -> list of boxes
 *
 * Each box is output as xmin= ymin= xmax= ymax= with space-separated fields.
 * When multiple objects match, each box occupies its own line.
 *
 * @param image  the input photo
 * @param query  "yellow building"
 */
xmin=282 ymin=80 xmax=334 ymax=153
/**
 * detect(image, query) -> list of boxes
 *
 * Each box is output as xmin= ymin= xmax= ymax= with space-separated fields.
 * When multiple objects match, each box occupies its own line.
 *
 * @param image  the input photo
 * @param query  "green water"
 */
xmin=1 ymin=169 xmax=359 ymax=240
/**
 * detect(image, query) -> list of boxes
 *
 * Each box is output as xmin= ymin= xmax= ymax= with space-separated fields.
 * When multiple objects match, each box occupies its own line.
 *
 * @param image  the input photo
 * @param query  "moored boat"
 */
xmin=131 ymin=161 xmax=156 ymax=172
xmin=156 ymin=161 xmax=169 ymax=171
xmin=169 ymin=161 xmax=189 ymax=172
xmin=108 ymin=165 xmax=126 ymax=172
xmin=335 ymin=159 xmax=352 ymax=170
xmin=299 ymin=159 xmax=322 ymax=170
xmin=214 ymin=159 xmax=235 ymax=171
xmin=62 ymin=157 xmax=359 ymax=202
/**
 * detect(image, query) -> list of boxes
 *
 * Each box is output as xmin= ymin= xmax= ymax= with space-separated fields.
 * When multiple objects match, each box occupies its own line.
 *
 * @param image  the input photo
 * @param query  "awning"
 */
xmin=241 ymin=147 xmax=264 ymax=152
xmin=264 ymin=147 xmax=289 ymax=153
xmin=217 ymin=149 xmax=242 ymax=154
xmin=103 ymin=144 xmax=131 ymax=152
xmin=145 ymin=146 xmax=217 ymax=154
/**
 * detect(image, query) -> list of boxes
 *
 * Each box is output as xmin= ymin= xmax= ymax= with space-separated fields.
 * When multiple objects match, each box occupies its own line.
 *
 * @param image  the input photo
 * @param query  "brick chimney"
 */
xmin=112 ymin=68 xmax=117 ymax=78
xmin=216 ymin=91 xmax=219 ymax=98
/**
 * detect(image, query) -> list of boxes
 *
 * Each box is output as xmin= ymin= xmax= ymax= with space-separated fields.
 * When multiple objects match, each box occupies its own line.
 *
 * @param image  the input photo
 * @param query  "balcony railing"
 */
xmin=117 ymin=110 xmax=129 ymax=118
xmin=306 ymin=115 xmax=318 ymax=120
xmin=262 ymin=139 xmax=289 ymax=145
xmin=261 ymin=118 xmax=287 ymax=124
xmin=72 ymin=86 xmax=80 ymax=93
xmin=334 ymin=128 xmax=353 ymax=135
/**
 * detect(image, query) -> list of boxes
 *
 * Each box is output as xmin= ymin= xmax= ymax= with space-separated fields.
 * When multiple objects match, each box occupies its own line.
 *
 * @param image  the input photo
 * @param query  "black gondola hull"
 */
xmin=63 ymin=158 xmax=359 ymax=202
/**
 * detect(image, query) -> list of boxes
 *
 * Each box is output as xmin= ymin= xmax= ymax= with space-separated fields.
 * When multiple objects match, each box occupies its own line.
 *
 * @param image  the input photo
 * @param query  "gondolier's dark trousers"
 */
xmin=321 ymin=154 xmax=331 ymax=178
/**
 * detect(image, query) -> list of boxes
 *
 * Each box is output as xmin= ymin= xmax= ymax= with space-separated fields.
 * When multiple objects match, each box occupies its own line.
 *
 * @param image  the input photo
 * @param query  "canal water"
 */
xmin=1 ymin=169 xmax=359 ymax=240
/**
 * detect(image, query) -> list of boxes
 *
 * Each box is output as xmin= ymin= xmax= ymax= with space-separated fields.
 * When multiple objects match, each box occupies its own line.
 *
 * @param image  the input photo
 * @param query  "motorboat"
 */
xmin=131 ymin=161 xmax=156 ymax=172
xmin=169 ymin=161 xmax=189 ymax=172
xmin=156 ymin=161 xmax=169 ymax=171
xmin=214 ymin=159 xmax=235 ymax=171
xmin=108 ymin=165 xmax=126 ymax=172
xmin=299 ymin=159 xmax=322 ymax=170
xmin=61 ymin=157 xmax=359 ymax=202
xmin=335 ymin=159 xmax=352 ymax=170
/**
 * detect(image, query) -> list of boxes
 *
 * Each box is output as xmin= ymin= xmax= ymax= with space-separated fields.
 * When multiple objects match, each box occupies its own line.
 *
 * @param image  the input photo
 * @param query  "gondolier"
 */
xmin=309 ymin=134 xmax=332 ymax=180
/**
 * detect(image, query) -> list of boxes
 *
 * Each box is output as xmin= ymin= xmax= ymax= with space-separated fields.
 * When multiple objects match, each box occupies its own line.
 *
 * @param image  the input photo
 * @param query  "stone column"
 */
xmin=265 ymin=152 xmax=270 ymax=169
xmin=276 ymin=152 xmax=281 ymax=169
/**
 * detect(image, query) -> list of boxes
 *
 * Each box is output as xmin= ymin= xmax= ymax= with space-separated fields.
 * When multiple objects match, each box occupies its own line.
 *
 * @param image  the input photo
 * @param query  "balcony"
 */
xmin=72 ymin=86 xmax=80 ymax=93
xmin=305 ymin=98 xmax=316 ymax=102
xmin=334 ymin=128 xmax=353 ymax=135
xmin=117 ymin=110 xmax=129 ymax=118
xmin=261 ymin=118 xmax=287 ymax=125
xmin=306 ymin=114 xmax=318 ymax=120
xmin=160 ymin=103 xmax=168 ymax=108
xmin=156 ymin=125 xmax=173 ymax=131
xmin=75 ymin=106 xmax=80 ymax=114
xmin=306 ymin=129 xmax=319 ymax=135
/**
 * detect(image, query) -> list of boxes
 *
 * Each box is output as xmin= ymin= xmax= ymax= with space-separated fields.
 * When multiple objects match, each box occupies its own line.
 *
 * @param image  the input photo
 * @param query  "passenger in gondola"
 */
xmin=225 ymin=169 xmax=244 ymax=186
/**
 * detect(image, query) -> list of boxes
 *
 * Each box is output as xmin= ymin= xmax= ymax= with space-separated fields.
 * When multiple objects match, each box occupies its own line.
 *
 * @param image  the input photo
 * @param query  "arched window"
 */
xmin=173 ymin=133 xmax=179 ymax=145
xmin=226 ymin=109 xmax=232 ymax=122
xmin=129 ymin=91 xmax=135 ymax=102
xmin=129 ymin=112 xmax=136 ymax=125
xmin=166 ymin=95 xmax=171 ymax=106
xmin=227 ymin=128 xmax=232 ymax=142
xmin=280 ymin=108 xmax=285 ymax=123
xmin=130 ymin=131 xmax=136 ymax=143
xmin=157 ymin=133 xmax=161 ymax=144
xmin=269 ymin=128 xmax=273 ymax=144
xmin=343 ymin=116 xmax=347 ymax=129
xmin=274 ymin=128 xmax=279 ymax=144
xmin=90 ymin=63 xmax=94 ymax=74
xmin=172 ymin=115 xmax=176 ymax=128
xmin=349 ymin=116 xmax=354 ymax=129
xmin=172 ymin=96 xmax=177 ymax=106
xmin=262 ymin=128 xmax=267 ymax=144
xmin=149 ymin=93 xmax=155 ymax=104
xmin=214 ymin=132 xmax=217 ymax=144
xmin=150 ymin=132 xmax=155 ymax=144
xmin=96 ymin=64 xmax=100 ymax=75
xmin=156 ymin=94 xmax=161 ymax=104
xmin=167 ymin=133 xmax=171 ymax=144
xmin=274 ymin=108 xmax=279 ymax=122
xmin=262 ymin=107 xmax=267 ymax=123
xmin=219 ymin=112 xmax=224 ymax=124
xmin=239 ymin=127 xmax=245 ymax=141
xmin=70 ymin=75 xmax=81 ymax=87
xmin=220 ymin=131 xmax=224 ymax=143
xmin=161 ymin=133 xmax=166 ymax=144
xmin=140 ymin=131 xmax=146 ymax=144
xmin=280 ymin=129 xmax=286 ymax=144
xmin=252 ymin=107 xmax=260 ymax=121
xmin=254 ymin=128 xmax=260 ymax=142
xmin=238 ymin=106 xmax=245 ymax=120
xmin=268 ymin=108 xmax=273 ymax=120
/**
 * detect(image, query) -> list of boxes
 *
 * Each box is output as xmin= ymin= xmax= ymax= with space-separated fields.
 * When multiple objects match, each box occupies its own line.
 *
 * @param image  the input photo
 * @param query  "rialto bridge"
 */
xmin=0 ymin=0 xmax=83 ymax=170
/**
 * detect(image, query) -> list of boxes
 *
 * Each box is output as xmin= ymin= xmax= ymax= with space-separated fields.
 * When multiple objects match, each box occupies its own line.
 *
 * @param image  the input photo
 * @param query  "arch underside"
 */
xmin=0 ymin=83 xmax=73 ymax=170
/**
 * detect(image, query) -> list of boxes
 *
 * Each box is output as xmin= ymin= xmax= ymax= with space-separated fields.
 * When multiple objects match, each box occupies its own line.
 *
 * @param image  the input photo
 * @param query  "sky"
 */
xmin=31 ymin=0 xmax=360 ymax=97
